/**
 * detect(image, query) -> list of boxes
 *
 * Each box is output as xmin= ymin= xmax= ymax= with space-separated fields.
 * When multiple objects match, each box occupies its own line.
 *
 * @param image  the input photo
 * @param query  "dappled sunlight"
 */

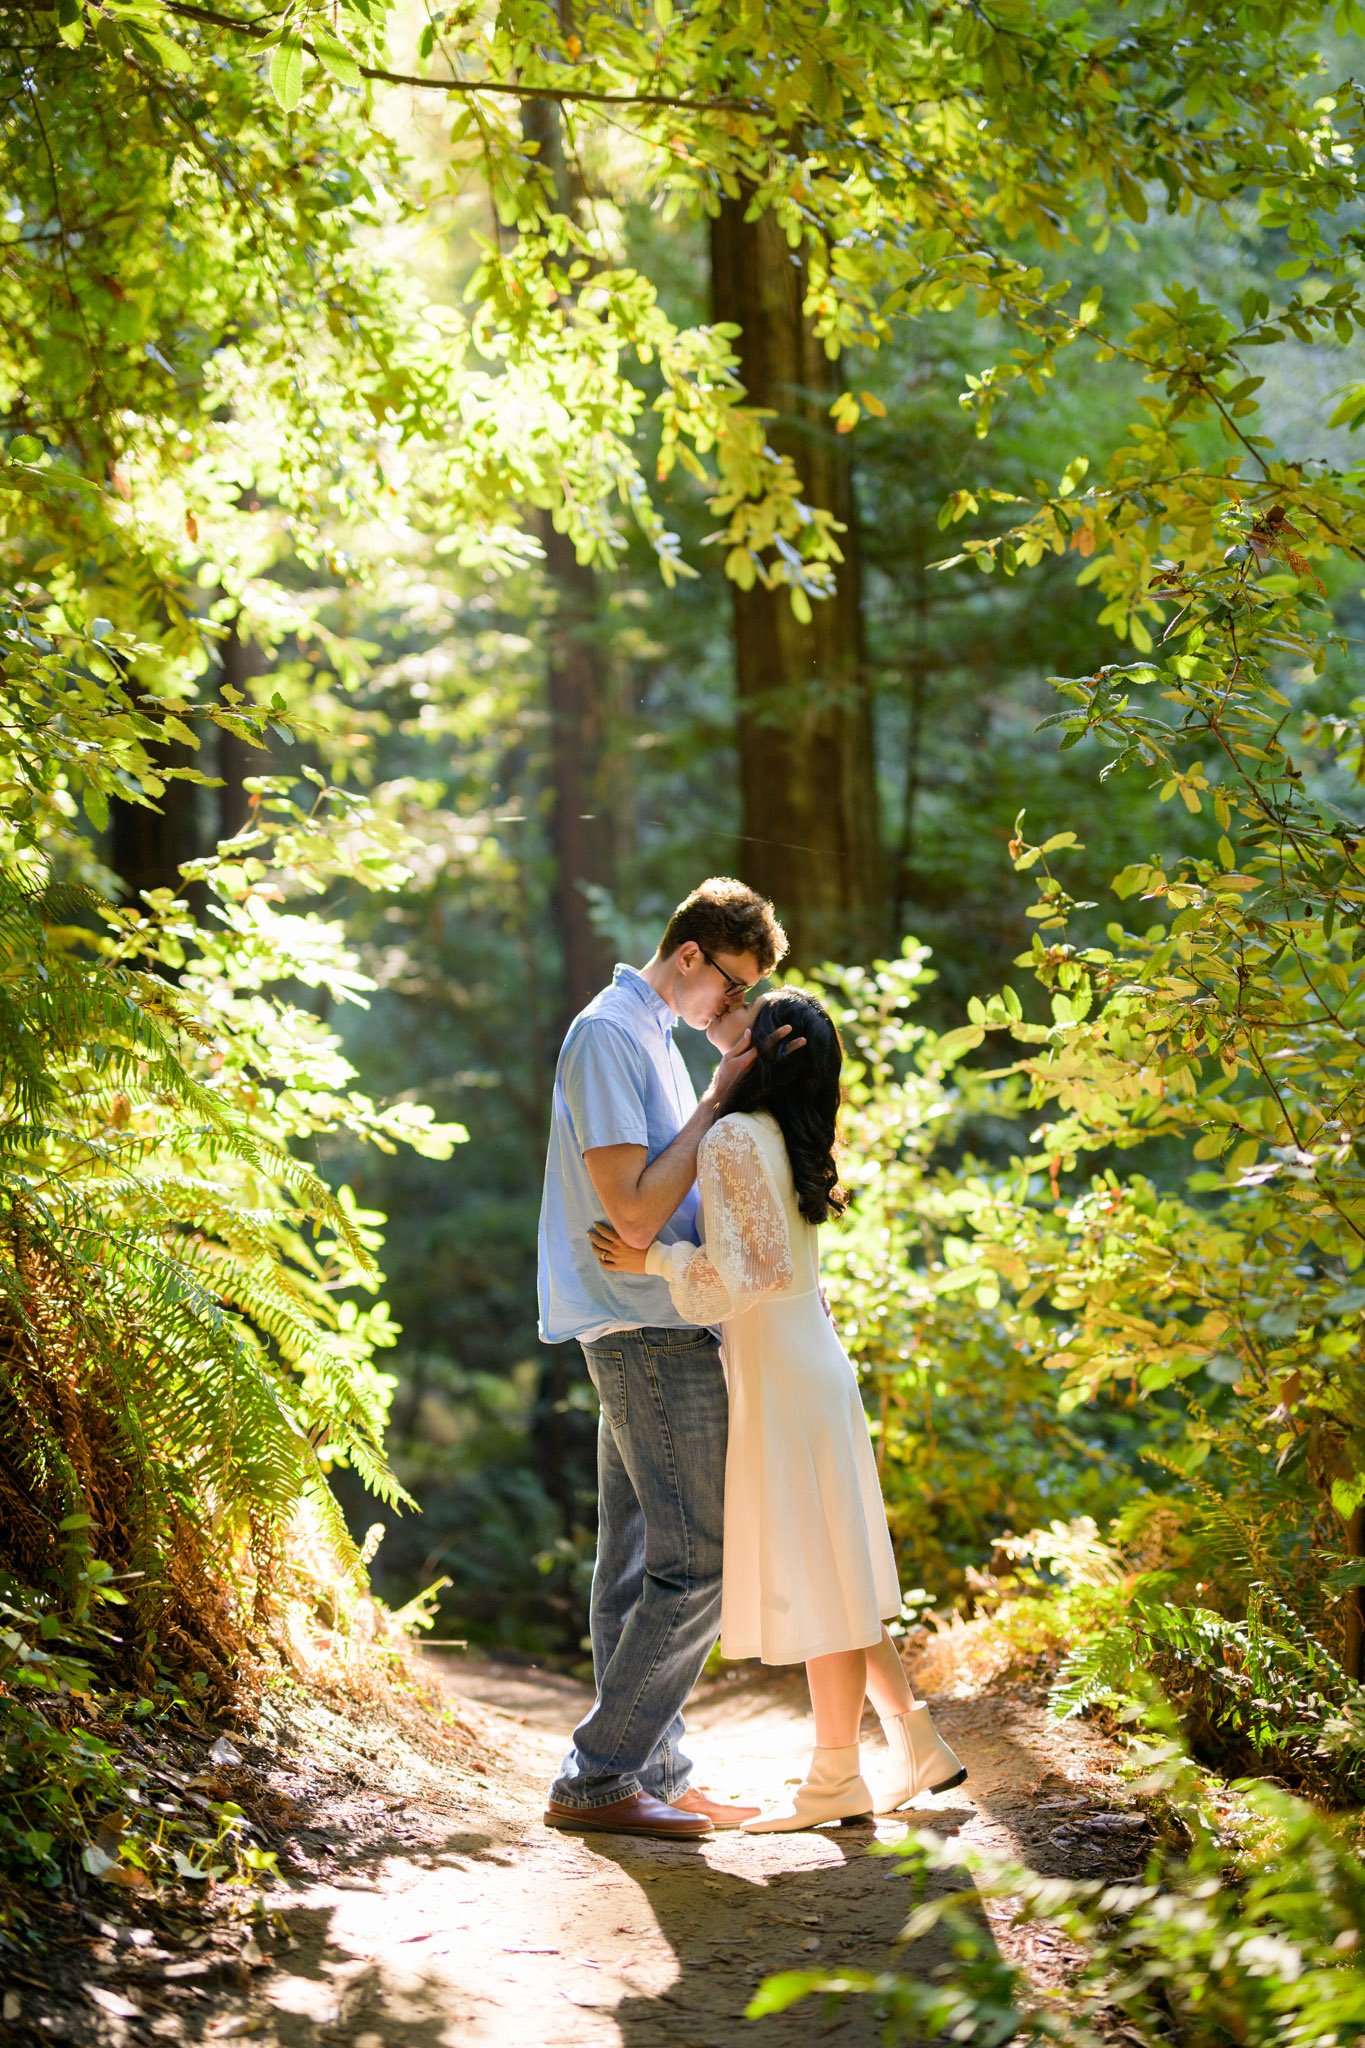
xmin=246 ymin=1663 xmax=1006 ymax=2047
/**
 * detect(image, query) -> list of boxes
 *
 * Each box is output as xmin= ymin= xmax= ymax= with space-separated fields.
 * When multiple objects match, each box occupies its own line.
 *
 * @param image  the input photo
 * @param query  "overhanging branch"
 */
xmin=159 ymin=0 xmax=762 ymax=115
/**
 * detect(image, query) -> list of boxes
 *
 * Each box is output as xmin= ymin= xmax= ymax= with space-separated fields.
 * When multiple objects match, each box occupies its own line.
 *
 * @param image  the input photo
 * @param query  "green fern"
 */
xmin=0 ymin=856 xmax=452 ymax=1700
xmin=1052 ymin=1592 xmax=1365 ymax=1798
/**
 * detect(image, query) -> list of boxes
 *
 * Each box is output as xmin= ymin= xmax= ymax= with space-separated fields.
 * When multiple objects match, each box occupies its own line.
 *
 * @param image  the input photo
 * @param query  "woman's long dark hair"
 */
xmin=722 ymin=992 xmax=847 ymax=1224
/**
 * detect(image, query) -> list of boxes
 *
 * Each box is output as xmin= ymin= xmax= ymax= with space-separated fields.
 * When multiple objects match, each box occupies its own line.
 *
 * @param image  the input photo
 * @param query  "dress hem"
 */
xmin=721 ymin=1606 xmax=901 ymax=1668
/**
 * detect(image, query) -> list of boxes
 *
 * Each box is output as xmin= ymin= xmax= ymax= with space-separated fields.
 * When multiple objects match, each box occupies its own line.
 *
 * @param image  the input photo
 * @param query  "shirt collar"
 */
xmin=613 ymin=962 xmax=674 ymax=1033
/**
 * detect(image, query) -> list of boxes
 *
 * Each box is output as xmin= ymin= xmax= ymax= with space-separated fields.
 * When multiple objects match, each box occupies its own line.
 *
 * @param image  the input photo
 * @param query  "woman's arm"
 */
xmin=590 ymin=1119 xmax=793 ymax=1323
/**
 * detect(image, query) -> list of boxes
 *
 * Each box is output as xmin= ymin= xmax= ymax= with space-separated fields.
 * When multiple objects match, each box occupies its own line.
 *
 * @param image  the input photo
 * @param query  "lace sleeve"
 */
xmin=645 ymin=1118 xmax=793 ymax=1324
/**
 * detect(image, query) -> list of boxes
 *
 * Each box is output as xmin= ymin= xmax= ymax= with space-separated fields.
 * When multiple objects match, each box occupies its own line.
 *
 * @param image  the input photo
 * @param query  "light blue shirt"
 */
xmin=538 ymin=964 xmax=702 ymax=1344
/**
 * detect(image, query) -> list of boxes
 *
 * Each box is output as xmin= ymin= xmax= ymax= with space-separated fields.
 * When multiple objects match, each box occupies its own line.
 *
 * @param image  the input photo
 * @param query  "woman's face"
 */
xmin=707 ymin=993 xmax=765 ymax=1054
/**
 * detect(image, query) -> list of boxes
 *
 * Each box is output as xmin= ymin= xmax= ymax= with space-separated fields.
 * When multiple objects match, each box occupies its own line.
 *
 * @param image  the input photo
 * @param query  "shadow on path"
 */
xmin=228 ymin=1662 xmax=1132 ymax=2048
xmin=581 ymin=1819 xmax=975 ymax=2048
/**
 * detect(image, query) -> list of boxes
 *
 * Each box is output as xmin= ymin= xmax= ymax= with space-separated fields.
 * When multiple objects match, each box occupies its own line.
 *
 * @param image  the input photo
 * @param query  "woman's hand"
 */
xmin=702 ymin=1026 xmax=754 ymax=1108
xmin=589 ymin=1220 xmax=650 ymax=1275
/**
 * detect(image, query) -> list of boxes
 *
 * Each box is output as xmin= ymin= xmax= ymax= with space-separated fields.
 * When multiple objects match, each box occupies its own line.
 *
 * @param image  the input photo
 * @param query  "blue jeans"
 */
xmin=549 ymin=1324 xmax=727 ymax=1809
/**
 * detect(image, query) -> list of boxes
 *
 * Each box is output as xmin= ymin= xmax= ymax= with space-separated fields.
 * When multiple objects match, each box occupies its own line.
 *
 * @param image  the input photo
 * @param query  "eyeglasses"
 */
xmin=697 ymin=946 xmax=762 ymax=1003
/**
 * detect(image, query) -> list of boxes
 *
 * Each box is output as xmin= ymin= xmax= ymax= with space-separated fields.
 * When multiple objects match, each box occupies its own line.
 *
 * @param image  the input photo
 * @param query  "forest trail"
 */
xmin=211 ymin=1653 xmax=1143 ymax=2048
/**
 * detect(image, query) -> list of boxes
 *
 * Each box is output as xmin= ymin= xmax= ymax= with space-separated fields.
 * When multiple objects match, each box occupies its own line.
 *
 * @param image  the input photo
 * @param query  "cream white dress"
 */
xmin=645 ymin=1109 xmax=901 ymax=1666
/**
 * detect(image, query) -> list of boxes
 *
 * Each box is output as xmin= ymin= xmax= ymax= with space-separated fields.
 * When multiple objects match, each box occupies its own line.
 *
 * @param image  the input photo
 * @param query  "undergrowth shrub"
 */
xmin=0 ymin=789 xmax=462 ymax=1906
xmin=752 ymin=1695 xmax=1365 ymax=2047
xmin=1054 ymin=1590 xmax=1365 ymax=1805
xmin=969 ymin=1513 xmax=1365 ymax=1800
xmin=805 ymin=947 xmax=1167 ymax=1602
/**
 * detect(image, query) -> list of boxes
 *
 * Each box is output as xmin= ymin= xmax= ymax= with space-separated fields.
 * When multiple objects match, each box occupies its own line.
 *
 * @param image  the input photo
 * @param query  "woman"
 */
xmin=589 ymin=990 xmax=965 ymax=1832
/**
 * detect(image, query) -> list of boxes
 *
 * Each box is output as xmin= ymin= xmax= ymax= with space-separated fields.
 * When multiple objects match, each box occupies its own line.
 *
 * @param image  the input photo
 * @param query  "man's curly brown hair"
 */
xmin=658 ymin=877 xmax=788 ymax=976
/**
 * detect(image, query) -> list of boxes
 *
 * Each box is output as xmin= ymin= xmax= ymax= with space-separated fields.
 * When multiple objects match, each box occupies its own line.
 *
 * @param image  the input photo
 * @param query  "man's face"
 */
xmin=674 ymin=940 xmax=764 ymax=1032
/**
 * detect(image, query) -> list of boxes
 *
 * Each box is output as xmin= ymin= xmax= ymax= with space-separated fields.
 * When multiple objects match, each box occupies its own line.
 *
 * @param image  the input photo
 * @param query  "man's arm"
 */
xmin=585 ymin=1026 xmax=794 ymax=1249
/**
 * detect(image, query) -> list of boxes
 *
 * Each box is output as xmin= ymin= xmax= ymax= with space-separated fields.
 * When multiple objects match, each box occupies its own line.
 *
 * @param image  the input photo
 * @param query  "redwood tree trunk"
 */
xmin=1345 ymin=1501 xmax=1365 ymax=1685
xmin=710 ymin=194 xmax=884 ymax=965
xmin=536 ymin=512 xmax=616 ymax=1022
xmin=108 ymin=741 xmax=201 ymax=909
xmin=216 ymin=612 xmax=258 ymax=844
xmin=523 ymin=92 xmax=615 ymax=1023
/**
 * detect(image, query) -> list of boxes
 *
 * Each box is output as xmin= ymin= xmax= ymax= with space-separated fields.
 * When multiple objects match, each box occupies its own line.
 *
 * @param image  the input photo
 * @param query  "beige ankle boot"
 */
xmin=743 ymin=1745 xmax=874 ymax=1834
xmin=875 ymin=1704 xmax=967 ymax=1812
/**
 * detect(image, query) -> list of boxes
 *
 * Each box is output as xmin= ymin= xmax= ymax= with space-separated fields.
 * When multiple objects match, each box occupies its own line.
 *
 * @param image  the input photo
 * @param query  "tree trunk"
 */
xmin=216 ymin=613 xmax=258 ymax=844
xmin=710 ymin=194 xmax=884 ymax=966
xmin=1345 ymin=1500 xmax=1365 ymax=1685
xmin=536 ymin=513 xmax=616 ymax=1020
xmin=522 ymin=93 xmax=616 ymax=1023
xmin=521 ymin=84 xmax=615 ymax=1555
xmin=110 ymin=610 xmax=263 ymax=907
xmin=108 ymin=740 xmax=201 ymax=909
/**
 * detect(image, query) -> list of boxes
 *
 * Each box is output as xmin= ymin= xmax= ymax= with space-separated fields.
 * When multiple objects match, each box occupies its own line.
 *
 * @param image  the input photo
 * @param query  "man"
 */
xmin=538 ymin=877 xmax=789 ymax=1839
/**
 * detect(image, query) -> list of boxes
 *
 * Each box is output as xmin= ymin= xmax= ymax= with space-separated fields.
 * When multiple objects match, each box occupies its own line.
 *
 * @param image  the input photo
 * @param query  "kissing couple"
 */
xmin=536 ymin=877 xmax=965 ymax=1839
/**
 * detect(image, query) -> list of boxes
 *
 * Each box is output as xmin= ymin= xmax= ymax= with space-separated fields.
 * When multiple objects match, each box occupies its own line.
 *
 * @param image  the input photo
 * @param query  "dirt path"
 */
xmin=7 ymin=1654 xmax=1152 ymax=2046
xmin=234 ymin=1655 xmax=1144 ymax=2048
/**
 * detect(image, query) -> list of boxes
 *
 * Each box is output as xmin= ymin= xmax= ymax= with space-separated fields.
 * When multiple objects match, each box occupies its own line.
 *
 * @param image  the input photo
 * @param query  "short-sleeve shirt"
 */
xmin=537 ymin=965 xmax=702 ymax=1344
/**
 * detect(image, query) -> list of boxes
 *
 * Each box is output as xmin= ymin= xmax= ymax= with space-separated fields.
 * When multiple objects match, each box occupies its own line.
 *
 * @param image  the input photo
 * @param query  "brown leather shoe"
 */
xmin=543 ymin=1790 xmax=713 ymax=1839
xmin=673 ymin=1785 xmax=761 ymax=1830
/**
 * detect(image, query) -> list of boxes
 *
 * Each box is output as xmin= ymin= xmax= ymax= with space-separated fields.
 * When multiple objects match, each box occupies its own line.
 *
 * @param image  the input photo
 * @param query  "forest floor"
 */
xmin=2 ymin=1648 xmax=1157 ymax=2048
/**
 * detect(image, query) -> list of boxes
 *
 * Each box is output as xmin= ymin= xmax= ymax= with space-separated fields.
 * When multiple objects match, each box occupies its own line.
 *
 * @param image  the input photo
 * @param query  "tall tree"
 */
xmin=536 ymin=518 xmax=615 ymax=1018
xmin=710 ymin=195 xmax=884 ymax=964
xmin=522 ymin=89 xmax=616 ymax=1021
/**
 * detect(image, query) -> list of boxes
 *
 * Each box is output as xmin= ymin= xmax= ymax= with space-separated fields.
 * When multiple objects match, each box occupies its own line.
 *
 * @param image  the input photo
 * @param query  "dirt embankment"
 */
xmin=1 ymin=1652 xmax=1153 ymax=2048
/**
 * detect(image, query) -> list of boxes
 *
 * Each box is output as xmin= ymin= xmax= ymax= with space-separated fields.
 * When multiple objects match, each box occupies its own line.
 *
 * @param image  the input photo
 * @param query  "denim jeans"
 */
xmin=549 ymin=1324 xmax=727 ymax=1809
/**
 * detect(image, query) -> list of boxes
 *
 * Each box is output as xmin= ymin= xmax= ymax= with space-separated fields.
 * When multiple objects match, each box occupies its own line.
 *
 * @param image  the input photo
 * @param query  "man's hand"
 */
xmin=581 ymin=1024 xmax=806 ymax=1252
xmin=589 ymin=1220 xmax=650 ymax=1275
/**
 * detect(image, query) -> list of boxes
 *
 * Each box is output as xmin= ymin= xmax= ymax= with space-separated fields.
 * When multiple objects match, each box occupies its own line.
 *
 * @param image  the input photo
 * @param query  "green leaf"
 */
xmin=83 ymin=782 xmax=109 ymax=834
xmin=145 ymin=30 xmax=192 ymax=73
xmin=122 ymin=21 xmax=191 ymax=72
xmin=270 ymin=35 xmax=305 ymax=110
xmin=1326 ymin=384 xmax=1365 ymax=430
xmin=313 ymin=31 xmax=361 ymax=89
xmin=745 ymin=1972 xmax=827 ymax=2019
xmin=1115 ymin=171 xmax=1148 ymax=222
xmin=932 ymin=1024 xmax=985 ymax=1061
xmin=1331 ymin=1472 xmax=1365 ymax=1520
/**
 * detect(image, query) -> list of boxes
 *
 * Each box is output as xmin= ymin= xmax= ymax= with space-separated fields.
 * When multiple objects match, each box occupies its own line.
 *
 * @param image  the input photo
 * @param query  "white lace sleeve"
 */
xmin=645 ymin=1118 xmax=793 ymax=1324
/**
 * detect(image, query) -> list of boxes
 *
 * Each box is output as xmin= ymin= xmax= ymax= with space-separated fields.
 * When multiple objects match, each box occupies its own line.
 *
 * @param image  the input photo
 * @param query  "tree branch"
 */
xmin=159 ymin=0 xmax=761 ymax=114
